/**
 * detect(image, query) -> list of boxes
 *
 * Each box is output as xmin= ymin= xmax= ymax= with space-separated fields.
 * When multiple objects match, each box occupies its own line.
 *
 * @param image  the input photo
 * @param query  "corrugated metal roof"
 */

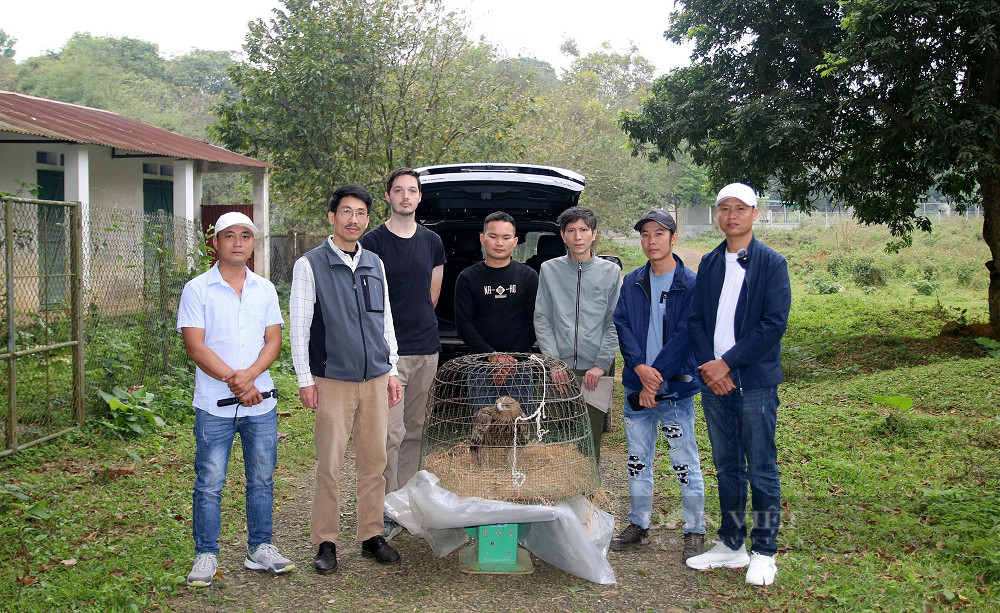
xmin=0 ymin=90 xmax=272 ymax=169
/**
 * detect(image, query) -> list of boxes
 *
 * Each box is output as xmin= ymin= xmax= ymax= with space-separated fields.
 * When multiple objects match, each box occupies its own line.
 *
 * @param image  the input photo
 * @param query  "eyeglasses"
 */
xmin=337 ymin=208 xmax=369 ymax=220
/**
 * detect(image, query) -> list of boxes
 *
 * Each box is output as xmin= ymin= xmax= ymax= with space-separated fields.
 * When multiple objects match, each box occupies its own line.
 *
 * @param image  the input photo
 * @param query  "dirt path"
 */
xmin=169 ymin=439 xmax=723 ymax=613
xmin=672 ymin=247 xmax=704 ymax=272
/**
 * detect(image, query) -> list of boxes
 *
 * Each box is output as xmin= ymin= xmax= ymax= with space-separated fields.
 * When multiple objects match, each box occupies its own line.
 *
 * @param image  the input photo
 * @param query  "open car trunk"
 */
xmin=415 ymin=164 xmax=585 ymax=360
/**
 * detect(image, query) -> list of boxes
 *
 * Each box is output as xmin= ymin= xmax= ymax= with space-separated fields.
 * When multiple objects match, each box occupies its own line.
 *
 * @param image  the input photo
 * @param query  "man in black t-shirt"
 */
xmin=454 ymin=211 xmax=539 ymax=412
xmin=360 ymin=168 xmax=446 ymax=540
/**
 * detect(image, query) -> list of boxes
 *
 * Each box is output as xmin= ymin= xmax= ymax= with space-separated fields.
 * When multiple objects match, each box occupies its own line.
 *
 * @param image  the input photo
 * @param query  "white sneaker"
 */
xmin=685 ymin=541 xmax=751 ymax=570
xmin=244 ymin=543 xmax=296 ymax=574
xmin=745 ymin=552 xmax=777 ymax=586
xmin=186 ymin=553 xmax=219 ymax=587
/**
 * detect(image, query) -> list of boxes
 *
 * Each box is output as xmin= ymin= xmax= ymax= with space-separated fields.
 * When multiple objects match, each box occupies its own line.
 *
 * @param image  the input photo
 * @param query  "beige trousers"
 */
xmin=384 ymin=353 xmax=438 ymax=493
xmin=311 ymin=374 xmax=389 ymax=545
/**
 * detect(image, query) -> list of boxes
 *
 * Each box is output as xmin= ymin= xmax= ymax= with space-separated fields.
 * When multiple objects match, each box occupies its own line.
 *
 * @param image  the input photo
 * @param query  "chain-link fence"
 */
xmin=1 ymin=197 xmax=203 ymax=455
xmin=85 ymin=204 xmax=203 ymax=402
xmin=269 ymin=233 xmax=327 ymax=286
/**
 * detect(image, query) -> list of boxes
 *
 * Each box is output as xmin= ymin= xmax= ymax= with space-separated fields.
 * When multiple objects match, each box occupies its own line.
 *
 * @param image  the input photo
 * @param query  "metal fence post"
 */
xmin=5 ymin=196 xmax=16 ymax=451
xmin=71 ymin=201 xmax=86 ymax=427
xmin=157 ymin=210 xmax=171 ymax=373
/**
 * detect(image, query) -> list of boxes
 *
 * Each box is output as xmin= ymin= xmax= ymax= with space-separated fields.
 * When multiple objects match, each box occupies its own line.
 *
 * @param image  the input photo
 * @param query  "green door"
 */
xmin=143 ymin=179 xmax=174 ymax=215
xmin=36 ymin=170 xmax=66 ymax=310
xmin=142 ymin=179 xmax=174 ymax=292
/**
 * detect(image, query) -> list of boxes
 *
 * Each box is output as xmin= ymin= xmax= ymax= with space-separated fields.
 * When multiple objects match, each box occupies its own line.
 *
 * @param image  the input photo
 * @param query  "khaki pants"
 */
xmin=384 ymin=353 xmax=438 ymax=493
xmin=311 ymin=374 xmax=389 ymax=545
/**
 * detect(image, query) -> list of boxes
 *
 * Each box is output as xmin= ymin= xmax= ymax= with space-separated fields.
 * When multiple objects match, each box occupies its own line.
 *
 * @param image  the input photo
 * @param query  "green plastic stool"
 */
xmin=459 ymin=523 xmax=534 ymax=574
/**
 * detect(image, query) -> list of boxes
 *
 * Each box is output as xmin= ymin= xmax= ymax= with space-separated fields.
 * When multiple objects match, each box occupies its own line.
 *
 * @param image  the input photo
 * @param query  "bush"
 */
xmin=806 ymin=276 xmax=844 ymax=294
xmin=956 ymin=260 xmax=983 ymax=287
xmin=98 ymin=385 xmax=164 ymax=436
xmin=851 ymin=257 xmax=887 ymax=287
xmin=825 ymin=254 xmax=848 ymax=278
xmin=909 ymin=279 xmax=941 ymax=296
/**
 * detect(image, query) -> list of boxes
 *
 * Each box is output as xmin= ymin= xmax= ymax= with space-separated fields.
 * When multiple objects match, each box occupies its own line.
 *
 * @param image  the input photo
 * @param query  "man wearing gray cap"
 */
xmin=685 ymin=183 xmax=791 ymax=586
xmin=177 ymin=212 xmax=294 ymax=587
xmin=611 ymin=209 xmax=706 ymax=560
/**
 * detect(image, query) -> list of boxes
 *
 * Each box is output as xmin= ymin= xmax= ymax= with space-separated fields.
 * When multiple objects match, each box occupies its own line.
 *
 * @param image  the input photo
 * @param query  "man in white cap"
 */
xmin=685 ymin=183 xmax=791 ymax=586
xmin=177 ymin=211 xmax=294 ymax=587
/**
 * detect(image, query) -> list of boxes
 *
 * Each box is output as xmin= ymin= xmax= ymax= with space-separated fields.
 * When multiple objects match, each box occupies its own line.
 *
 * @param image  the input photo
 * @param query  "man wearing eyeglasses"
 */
xmin=290 ymin=185 xmax=404 ymax=574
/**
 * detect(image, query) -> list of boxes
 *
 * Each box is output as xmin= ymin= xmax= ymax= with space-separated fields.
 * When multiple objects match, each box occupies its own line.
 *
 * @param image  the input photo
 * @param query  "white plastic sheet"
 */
xmin=384 ymin=470 xmax=617 ymax=585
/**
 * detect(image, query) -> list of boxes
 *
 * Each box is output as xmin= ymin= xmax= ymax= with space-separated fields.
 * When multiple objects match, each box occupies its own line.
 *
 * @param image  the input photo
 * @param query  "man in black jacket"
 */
xmin=685 ymin=183 xmax=791 ymax=587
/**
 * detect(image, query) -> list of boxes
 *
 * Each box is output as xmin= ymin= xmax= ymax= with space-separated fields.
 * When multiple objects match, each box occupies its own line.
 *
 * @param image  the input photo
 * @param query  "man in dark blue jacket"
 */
xmin=611 ymin=209 xmax=706 ymax=561
xmin=685 ymin=183 xmax=791 ymax=587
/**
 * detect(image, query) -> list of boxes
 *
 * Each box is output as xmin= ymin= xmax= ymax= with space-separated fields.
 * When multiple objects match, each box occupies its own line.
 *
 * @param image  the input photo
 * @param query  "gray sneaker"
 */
xmin=244 ymin=543 xmax=296 ymax=574
xmin=186 ymin=553 xmax=218 ymax=587
xmin=382 ymin=517 xmax=403 ymax=541
xmin=610 ymin=523 xmax=650 ymax=551
xmin=682 ymin=532 xmax=706 ymax=561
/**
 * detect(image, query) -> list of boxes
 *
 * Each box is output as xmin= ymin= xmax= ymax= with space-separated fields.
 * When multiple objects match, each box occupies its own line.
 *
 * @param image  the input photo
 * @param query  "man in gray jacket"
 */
xmin=534 ymin=206 xmax=622 ymax=463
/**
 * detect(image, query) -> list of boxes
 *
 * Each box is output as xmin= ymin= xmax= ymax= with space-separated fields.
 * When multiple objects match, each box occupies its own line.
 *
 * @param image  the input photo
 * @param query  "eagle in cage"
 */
xmin=469 ymin=396 xmax=531 ymax=464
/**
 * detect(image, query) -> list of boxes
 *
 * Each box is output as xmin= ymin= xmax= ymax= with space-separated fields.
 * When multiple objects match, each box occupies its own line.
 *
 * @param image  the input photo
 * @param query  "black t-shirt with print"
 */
xmin=454 ymin=260 xmax=538 ymax=354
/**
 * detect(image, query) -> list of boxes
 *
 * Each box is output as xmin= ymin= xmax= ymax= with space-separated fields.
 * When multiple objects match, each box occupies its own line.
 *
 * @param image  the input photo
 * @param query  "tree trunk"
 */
xmin=983 ymin=173 xmax=1000 ymax=327
xmin=980 ymin=45 xmax=1000 ymax=328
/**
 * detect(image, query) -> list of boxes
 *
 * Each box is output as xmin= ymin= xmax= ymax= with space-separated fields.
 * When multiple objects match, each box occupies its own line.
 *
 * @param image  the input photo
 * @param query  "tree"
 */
xmin=211 ymin=0 xmax=534 ymax=230
xmin=0 ymin=29 xmax=15 ymax=60
xmin=0 ymin=29 xmax=15 ymax=89
xmin=12 ymin=34 xmax=232 ymax=139
xmin=520 ymin=42 xmax=709 ymax=233
xmin=165 ymin=49 xmax=236 ymax=97
xmin=621 ymin=0 xmax=1000 ymax=325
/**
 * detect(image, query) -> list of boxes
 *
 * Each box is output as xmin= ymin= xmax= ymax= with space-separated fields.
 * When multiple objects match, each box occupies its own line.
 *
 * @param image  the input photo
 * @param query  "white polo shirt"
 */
xmin=177 ymin=263 xmax=284 ymax=417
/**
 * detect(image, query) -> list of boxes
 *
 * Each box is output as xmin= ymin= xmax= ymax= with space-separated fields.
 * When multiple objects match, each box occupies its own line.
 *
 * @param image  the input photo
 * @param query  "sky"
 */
xmin=2 ymin=0 xmax=693 ymax=75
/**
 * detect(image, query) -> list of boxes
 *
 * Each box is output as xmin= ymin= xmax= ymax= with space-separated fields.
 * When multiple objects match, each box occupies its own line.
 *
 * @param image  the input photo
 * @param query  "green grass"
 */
xmin=650 ymin=218 xmax=998 ymax=612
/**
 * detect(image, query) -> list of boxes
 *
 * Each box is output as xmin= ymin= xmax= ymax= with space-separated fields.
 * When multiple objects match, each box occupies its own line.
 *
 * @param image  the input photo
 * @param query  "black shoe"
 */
xmin=610 ymin=523 xmax=650 ymax=551
xmin=314 ymin=541 xmax=337 ymax=574
xmin=361 ymin=535 xmax=401 ymax=565
xmin=682 ymin=532 xmax=706 ymax=561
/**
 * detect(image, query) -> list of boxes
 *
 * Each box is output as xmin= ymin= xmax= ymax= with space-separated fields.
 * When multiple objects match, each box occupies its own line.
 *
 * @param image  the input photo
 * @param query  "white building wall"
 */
xmin=87 ymin=146 xmax=148 ymax=211
xmin=0 ymin=140 xmax=59 ymax=195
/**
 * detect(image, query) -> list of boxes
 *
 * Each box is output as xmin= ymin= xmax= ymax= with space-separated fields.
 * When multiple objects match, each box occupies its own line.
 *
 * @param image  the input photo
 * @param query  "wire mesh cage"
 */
xmin=420 ymin=353 xmax=599 ymax=503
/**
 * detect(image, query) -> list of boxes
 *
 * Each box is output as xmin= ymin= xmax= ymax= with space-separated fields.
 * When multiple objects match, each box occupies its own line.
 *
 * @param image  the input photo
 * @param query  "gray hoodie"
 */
xmin=534 ymin=253 xmax=622 ymax=372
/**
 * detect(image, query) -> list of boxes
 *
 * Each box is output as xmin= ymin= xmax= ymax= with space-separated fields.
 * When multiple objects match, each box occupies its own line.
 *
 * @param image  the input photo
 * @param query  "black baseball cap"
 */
xmin=634 ymin=209 xmax=677 ymax=232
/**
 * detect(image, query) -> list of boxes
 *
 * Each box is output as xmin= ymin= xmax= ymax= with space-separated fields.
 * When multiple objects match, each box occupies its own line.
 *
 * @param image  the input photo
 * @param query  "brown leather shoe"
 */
xmin=361 ymin=535 xmax=401 ymax=565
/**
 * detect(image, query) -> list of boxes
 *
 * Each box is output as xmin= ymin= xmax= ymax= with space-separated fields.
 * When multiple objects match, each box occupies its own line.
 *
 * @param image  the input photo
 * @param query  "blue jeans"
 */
xmin=622 ymin=389 xmax=705 ymax=534
xmin=192 ymin=408 xmax=278 ymax=555
xmin=700 ymin=385 xmax=781 ymax=556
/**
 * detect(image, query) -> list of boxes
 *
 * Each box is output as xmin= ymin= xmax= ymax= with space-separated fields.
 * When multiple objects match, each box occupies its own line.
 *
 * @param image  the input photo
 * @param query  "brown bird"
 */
xmin=469 ymin=396 xmax=531 ymax=465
